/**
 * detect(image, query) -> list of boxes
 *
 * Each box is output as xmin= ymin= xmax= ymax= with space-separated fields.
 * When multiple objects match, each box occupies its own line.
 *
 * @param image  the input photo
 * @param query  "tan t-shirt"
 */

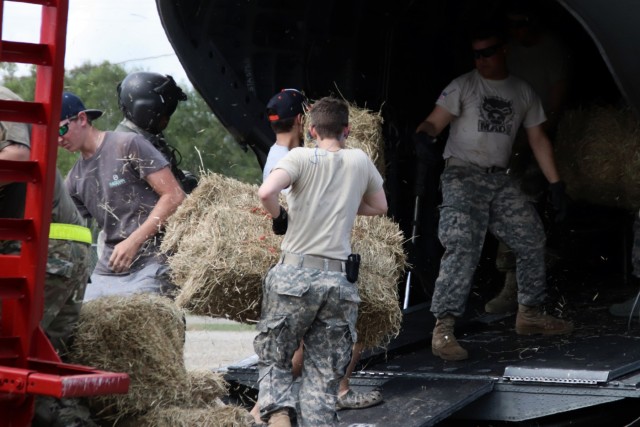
xmin=0 ymin=86 xmax=30 ymax=148
xmin=275 ymin=146 xmax=384 ymax=260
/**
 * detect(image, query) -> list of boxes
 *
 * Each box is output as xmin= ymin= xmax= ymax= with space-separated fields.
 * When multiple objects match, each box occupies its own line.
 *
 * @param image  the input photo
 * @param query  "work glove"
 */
xmin=180 ymin=170 xmax=199 ymax=194
xmin=549 ymin=181 xmax=569 ymax=223
xmin=272 ymin=206 xmax=288 ymax=235
xmin=413 ymin=132 xmax=439 ymax=165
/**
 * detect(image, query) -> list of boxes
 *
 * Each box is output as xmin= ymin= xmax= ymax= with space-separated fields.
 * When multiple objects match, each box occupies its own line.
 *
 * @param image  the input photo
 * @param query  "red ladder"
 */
xmin=0 ymin=1 xmax=129 ymax=425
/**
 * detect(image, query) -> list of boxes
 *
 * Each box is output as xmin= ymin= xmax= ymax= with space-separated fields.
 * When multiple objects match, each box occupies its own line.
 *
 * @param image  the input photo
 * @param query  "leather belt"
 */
xmin=445 ymin=157 xmax=507 ymax=174
xmin=280 ymin=253 xmax=345 ymax=272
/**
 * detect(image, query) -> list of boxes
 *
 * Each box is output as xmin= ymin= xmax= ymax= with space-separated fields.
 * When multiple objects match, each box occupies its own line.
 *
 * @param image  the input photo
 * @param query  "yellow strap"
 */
xmin=49 ymin=223 xmax=92 ymax=244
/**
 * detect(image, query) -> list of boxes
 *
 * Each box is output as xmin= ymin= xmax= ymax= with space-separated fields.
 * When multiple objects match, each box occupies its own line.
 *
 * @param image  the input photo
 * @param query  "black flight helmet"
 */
xmin=117 ymin=71 xmax=187 ymax=134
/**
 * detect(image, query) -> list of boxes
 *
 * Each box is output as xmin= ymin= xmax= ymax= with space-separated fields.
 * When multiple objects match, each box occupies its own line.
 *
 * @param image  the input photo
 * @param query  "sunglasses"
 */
xmin=472 ymin=43 xmax=503 ymax=60
xmin=59 ymin=117 xmax=77 ymax=136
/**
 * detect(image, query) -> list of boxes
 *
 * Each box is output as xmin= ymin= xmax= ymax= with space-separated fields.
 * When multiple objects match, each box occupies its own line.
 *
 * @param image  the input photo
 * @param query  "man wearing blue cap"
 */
xmin=58 ymin=92 xmax=185 ymax=300
xmin=262 ymin=88 xmax=308 ymax=184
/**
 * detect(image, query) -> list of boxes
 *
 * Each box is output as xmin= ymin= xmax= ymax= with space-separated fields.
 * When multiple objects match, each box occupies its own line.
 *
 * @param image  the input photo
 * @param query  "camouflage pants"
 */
xmin=0 ymin=239 xmax=94 ymax=426
xmin=0 ymin=239 xmax=91 ymax=355
xmin=33 ymin=396 xmax=97 ymax=427
xmin=254 ymin=262 xmax=358 ymax=427
xmin=431 ymin=165 xmax=547 ymax=318
xmin=43 ymin=239 xmax=91 ymax=355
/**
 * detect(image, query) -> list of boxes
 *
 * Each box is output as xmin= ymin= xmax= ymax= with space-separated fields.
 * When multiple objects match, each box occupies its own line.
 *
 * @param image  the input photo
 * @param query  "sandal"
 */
xmin=336 ymin=389 xmax=383 ymax=410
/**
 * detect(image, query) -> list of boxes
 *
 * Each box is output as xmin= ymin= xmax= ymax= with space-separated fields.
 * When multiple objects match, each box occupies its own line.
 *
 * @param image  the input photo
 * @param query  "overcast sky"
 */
xmin=3 ymin=0 xmax=190 ymax=86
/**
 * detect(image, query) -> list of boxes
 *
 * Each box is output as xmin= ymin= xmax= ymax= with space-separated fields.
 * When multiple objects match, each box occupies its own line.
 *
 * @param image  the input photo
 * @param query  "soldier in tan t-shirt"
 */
xmin=255 ymin=97 xmax=387 ymax=427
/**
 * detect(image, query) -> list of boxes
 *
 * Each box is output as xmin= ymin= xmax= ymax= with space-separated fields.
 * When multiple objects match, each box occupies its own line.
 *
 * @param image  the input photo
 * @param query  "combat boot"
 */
xmin=485 ymin=270 xmax=518 ymax=314
xmin=267 ymin=409 xmax=291 ymax=427
xmin=431 ymin=315 xmax=469 ymax=361
xmin=515 ymin=304 xmax=574 ymax=335
xmin=609 ymin=293 xmax=640 ymax=317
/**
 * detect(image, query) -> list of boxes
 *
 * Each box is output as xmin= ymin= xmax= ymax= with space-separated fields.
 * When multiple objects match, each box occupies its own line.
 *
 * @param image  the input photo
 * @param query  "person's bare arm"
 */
xmin=526 ymin=124 xmax=560 ymax=183
xmin=416 ymin=105 xmax=455 ymax=137
xmin=258 ymin=168 xmax=291 ymax=217
xmin=109 ymin=167 xmax=186 ymax=273
xmin=358 ymin=188 xmax=388 ymax=216
xmin=544 ymin=78 xmax=568 ymax=132
xmin=0 ymin=143 xmax=30 ymax=186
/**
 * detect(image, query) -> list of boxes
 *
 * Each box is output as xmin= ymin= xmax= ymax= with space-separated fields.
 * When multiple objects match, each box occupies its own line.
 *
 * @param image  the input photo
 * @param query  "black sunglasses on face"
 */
xmin=472 ymin=43 xmax=503 ymax=60
xmin=59 ymin=117 xmax=77 ymax=136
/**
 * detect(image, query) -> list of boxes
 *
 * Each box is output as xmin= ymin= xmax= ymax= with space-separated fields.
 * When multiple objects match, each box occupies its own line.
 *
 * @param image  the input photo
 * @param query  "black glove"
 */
xmin=412 ymin=132 xmax=439 ymax=164
xmin=549 ymin=181 xmax=569 ymax=223
xmin=272 ymin=206 xmax=288 ymax=235
xmin=180 ymin=170 xmax=199 ymax=194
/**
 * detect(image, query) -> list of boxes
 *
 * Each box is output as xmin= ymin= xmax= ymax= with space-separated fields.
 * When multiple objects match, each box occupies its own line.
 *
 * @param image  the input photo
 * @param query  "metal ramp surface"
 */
xmin=337 ymin=377 xmax=493 ymax=427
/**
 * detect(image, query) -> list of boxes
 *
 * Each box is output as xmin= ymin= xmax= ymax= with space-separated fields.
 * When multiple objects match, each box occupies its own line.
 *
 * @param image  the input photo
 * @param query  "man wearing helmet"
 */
xmin=116 ymin=71 xmax=198 ymax=193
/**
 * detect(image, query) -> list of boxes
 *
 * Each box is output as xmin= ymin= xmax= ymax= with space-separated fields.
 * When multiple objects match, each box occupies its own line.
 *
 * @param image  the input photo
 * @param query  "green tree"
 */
xmin=164 ymin=88 xmax=262 ymax=183
xmin=1 ymin=61 xmax=262 ymax=184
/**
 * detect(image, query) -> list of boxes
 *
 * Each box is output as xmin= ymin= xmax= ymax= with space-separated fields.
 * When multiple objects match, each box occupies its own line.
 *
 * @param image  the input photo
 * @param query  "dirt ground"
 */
xmin=184 ymin=315 xmax=258 ymax=371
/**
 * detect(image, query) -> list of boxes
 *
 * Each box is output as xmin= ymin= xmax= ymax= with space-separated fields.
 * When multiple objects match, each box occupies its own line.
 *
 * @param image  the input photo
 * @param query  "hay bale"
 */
xmin=304 ymin=102 xmax=386 ymax=175
xmin=345 ymin=103 xmax=386 ymax=176
xmin=162 ymin=172 xmax=406 ymax=349
xmin=120 ymin=401 xmax=253 ymax=427
xmin=68 ymin=294 xmax=189 ymax=419
xmin=555 ymin=104 xmax=640 ymax=209
xmin=163 ymin=173 xmax=279 ymax=323
xmin=187 ymin=369 xmax=230 ymax=407
xmin=352 ymin=215 xmax=406 ymax=348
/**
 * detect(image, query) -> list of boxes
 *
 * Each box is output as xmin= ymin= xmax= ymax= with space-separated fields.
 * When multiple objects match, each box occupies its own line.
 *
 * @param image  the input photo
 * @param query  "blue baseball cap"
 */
xmin=266 ymin=88 xmax=308 ymax=122
xmin=60 ymin=92 xmax=103 ymax=121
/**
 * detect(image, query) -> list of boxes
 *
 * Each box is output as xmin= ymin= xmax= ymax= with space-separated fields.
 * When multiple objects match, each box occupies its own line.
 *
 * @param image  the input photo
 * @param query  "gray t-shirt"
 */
xmin=65 ymin=131 xmax=170 ymax=274
xmin=275 ymin=147 xmax=384 ymax=260
xmin=436 ymin=69 xmax=546 ymax=168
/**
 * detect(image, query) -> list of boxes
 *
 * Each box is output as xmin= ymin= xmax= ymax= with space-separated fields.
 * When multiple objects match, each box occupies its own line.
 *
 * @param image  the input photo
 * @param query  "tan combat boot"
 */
xmin=485 ymin=270 xmax=518 ymax=314
xmin=515 ymin=304 xmax=574 ymax=335
xmin=268 ymin=409 xmax=291 ymax=427
xmin=431 ymin=315 xmax=469 ymax=361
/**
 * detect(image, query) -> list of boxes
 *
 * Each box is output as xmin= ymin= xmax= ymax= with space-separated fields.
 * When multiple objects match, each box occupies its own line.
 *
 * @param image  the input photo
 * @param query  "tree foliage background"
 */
xmin=1 ymin=61 xmax=262 ymax=184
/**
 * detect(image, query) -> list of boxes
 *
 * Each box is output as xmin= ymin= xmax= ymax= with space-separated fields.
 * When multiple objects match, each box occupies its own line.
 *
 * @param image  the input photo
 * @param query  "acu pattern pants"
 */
xmin=431 ymin=165 xmax=547 ymax=318
xmin=254 ymin=263 xmax=359 ymax=426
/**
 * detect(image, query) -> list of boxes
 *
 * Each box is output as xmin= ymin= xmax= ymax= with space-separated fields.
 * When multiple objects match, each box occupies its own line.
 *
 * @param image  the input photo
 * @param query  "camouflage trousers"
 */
xmin=254 ymin=262 xmax=358 ymax=427
xmin=1 ymin=239 xmax=94 ymax=426
xmin=44 ymin=239 xmax=91 ymax=355
xmin=0 ymin=239 xmax=91 ymax=355
xmin=33 ymin=396 xmax=97 ymax=427
xmin=431 ymin=165 xmax=547 ymax=318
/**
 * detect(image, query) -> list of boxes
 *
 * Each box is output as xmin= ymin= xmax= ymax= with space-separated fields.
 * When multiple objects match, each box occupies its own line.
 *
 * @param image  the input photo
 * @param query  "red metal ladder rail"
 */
xmin=0 ymin=1 xmax=129 ymax=425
